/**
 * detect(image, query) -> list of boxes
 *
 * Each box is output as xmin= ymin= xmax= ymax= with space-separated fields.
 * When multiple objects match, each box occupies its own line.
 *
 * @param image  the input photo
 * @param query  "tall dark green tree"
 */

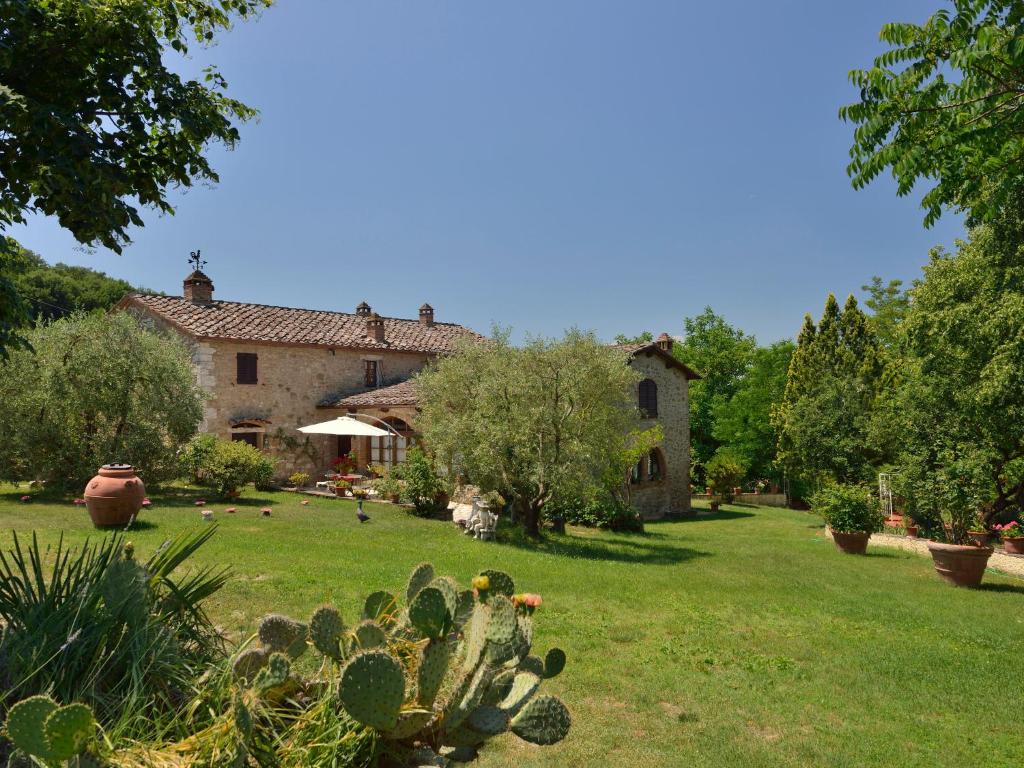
xmin=841 ymin=1 xmax=1024 ymax=225
xmin=0 ymin=0 xmax=270 ymax=355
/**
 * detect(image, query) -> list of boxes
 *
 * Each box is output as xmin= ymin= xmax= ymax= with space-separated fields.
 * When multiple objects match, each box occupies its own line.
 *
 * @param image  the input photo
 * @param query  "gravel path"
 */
xmin=867 ymin=532 xmax=1024 ymax=579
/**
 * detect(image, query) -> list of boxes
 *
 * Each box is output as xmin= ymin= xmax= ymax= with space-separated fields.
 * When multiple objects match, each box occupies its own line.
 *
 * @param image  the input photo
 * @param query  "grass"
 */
xmin=2 ymin=484 xmax=1023 ymax=767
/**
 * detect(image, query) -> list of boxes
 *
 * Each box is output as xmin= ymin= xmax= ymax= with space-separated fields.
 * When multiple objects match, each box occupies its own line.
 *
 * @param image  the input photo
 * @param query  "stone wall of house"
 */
xmin=625 ymin=351 xmax=691 ymax=518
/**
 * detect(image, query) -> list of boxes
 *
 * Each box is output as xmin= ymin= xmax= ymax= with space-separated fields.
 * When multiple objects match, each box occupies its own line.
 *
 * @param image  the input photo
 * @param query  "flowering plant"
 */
xmin=994 ymin=521 xmax=1024 ymax=539
xmin=332 ymin=453 xmax=357 ymax=475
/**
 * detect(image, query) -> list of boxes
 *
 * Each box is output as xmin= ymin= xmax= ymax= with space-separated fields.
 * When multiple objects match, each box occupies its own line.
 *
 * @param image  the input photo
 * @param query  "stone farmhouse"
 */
xmin=117 ymin=268 xmax=698 ymax=518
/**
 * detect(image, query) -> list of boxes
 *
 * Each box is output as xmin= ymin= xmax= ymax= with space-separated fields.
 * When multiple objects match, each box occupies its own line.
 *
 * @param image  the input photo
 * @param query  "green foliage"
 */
xmin=180 ymin=435 xmax=276 ymax=498
xmin=711 ymin=341 xmax=793 ymax=482
xmin=705 ymin=450 xmax=747 ymax=503
xmin=0 ymin=312 xmax=203 ymax=487
xmin=545 ymin=493 xmax=643 ymax=532
xmin=287 ymin=472 xmax=310 ymax=488
xmin=417 ymin=328 xmax=641 ymax=537
xmin=0 ymin=529 xmax=226 ymax=737
xmin=775 ymin=294 xmax=885 ymax=492
xmin=397 ymin=447 xmax=444 ymax=516
xmin=811 ymin=483 xmax=884 ymax=534
xmin=875 ymin=198 xmax=1024 ymax=542
xmin=841 ymin=2 xmax=1024 ymax=226
xmin=861 ymin=276 xmax=909 ymax=350
xmin=675 ymin=308 xmax=758 ymax=472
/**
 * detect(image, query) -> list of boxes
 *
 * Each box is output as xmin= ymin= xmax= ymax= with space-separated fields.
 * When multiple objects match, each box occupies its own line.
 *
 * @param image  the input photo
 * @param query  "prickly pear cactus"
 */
xmin=310 ymin=605 xmax=344 ymax=660
xmin=258 ymin=614 xmax=308 ymax=659
xmin=302 ymin=562 xmax=570 ymax=763
xmin=5 ymin=694 xmax=97 ymax=763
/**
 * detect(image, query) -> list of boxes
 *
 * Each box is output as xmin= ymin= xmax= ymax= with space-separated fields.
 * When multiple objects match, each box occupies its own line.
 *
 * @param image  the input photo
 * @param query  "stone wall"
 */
xmin=626 ymin=351 xmax=691 ymax=518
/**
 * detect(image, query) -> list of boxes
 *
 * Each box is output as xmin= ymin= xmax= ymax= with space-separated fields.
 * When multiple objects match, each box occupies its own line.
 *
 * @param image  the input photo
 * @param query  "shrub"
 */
xmin=287 ymin=472 xmax=310 ymax=488
xmin=398 ymin=447 xmax=444 ymax=516
xmin=0 ymin=529 xmax=226 ymax=738
xmin=705 ymin=450 xmax=747 ymax=503
xmin=180 ymin=436 xmax=276 ymax=498
xmin=811 ymin=483 xmax=884 ymax=534
xmin=547 ymin=494 xmax=643 ymax=532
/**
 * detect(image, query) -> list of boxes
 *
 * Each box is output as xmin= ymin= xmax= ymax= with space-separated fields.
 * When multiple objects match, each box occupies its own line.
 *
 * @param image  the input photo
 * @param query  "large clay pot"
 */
xmin=830 ymin=529 xmax=871 ymax=555
xmin=968 ymin=530 xmax=991 ymax=547
xmin=84 ymin=464 xmax=146 ymax=527
xmin=905 ymin=524 xmax=919 ymax=538
xmin=1002 ymin=537 xmax=1024 ymax=555
xmin=927 ymin=541 xmax=993 ymax=587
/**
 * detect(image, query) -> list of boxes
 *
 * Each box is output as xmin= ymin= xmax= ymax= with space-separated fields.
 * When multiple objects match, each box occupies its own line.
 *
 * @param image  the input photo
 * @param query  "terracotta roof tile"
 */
xmin=326 ymin=379 xmax=420 ymax=408
xmin=122 ymin=294 xmax=482 ymax=354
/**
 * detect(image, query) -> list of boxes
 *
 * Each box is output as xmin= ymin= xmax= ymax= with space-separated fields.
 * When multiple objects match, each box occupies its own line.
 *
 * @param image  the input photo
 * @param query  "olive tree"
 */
xmin=416 ymin=329 xmax=642 ymax=537
xmin=0 ymin=312 xmax=204 ymax=486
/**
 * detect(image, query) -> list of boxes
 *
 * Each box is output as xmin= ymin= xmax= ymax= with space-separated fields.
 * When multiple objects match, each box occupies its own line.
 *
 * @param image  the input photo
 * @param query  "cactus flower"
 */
xmin=472 ymin=575 xmax=490 ymax=591
xmin=522 ymin=593 xmax=542 ymax=611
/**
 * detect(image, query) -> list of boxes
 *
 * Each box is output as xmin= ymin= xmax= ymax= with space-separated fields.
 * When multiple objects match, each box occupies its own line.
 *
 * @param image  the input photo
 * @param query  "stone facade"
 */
xmin=623 ymin=346 xmax=692 ymax=518
xmin=119 ymin=271 xmax=696 ymax=516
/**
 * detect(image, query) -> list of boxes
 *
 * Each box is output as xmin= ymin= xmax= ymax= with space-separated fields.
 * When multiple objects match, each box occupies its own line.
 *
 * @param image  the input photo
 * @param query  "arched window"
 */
xmin=230 ymin=419 xmax=269 ymax=449
xmin=647 ymin=449 xmax=664 ymax=482
xmin=638 ymin=379 xmax=658 ymax=418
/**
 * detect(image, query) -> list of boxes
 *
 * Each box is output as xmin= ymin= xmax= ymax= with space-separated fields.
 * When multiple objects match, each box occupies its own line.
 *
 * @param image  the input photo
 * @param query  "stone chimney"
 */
xmin=356 ymin=301 xmax=372 ymax=317
xmin=183 ymin=270 xmax=214 ymax=305
xmin=366 ymin=312 xmax=385 ymax=343
xmin=655 ymin=332 xmax=673 ymax=353
xmin=419 ymin=303 xmax=434 ymax=327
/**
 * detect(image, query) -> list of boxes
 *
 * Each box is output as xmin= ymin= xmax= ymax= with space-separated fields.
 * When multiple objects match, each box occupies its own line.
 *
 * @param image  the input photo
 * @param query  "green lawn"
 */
xmin=2 ymin=485 xmax=1022 ymax=767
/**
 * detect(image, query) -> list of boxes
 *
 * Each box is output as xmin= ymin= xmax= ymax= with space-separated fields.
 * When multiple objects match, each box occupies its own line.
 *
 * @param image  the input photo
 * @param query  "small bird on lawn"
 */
xmin=356 ymin=500 xmax=369 ymax=523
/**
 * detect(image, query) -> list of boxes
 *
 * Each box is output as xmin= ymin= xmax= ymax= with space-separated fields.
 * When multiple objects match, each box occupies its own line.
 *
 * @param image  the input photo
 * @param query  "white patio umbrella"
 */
xmin=297 ymin=415 xmax=391 ymax=437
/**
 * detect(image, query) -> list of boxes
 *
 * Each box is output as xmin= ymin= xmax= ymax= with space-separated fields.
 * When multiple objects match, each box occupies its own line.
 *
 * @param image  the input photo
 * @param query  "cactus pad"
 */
xmin=417 ymin=638 xmax=450 ymax=706
xmin=453 ymin=589 xmax=476 ymax=628
xmin=339 ymin=650 xmax=406 ymax=731
xmin=254 ymin=652 xmax=291 ymax=693
xmin=498 ymin=672 xmax=540 ymax=715
xmin=467 ymin=705 xmax=511 ymax=736
xmin=406 ymin=562 xmax=435 ymax=604
xmin=258 ymin=614 xmax=306 ymax=656
xmin=233 ymin=693 xmax=254 ymax=739
xmin=362 ymin=590 xmax=398 ymax=624
xmin=485 ymin=595 xmax=517 ymax=644
xmin=389 ymin=710 xmax=433 ymax=739
xmin=44 ymin=703 xmax=95 ymax=759
xmin=409 ymin=586 xmax=450 ymax=639
xmin=232 ymin=647 xmax=269 ymax=683
xmin=430 ymin=576 xmax=460 ymax=616
xmin=510 ymin=695 xmax=571 ymax=745
xmin=353 ymin=619 xmax=387 ymax=649
xmin=6 ymin=695 xmax=58 ymax=760
xmin=310 ymin=605 xmax=344 ymax=660
xmin=518 ymin=655 xmax=545 ymax=678
xmin=483 ymin=668 xmax=517 ymax=706
xmin=478 ymin=569 xmax=514 ymax=596
xmin=543 ymin=647 xmax=566 ymax=679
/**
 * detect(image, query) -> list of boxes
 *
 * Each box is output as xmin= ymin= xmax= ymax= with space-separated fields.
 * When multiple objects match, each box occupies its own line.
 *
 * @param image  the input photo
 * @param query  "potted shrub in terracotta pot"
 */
xmin=922 ymin=462 xmax=994 ymax=588
xmin=812 ymin=483 xmax=884 ymax=555
xmin=995 ymin=521 xmax=1024 ymax=555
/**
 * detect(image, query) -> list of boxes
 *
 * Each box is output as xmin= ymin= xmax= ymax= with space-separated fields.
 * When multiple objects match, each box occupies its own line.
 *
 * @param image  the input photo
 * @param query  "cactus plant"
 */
xmin=5 ymin=694 xmax=97 ymax=763
xmin=298 ymin=561 xmax=570 ymax=764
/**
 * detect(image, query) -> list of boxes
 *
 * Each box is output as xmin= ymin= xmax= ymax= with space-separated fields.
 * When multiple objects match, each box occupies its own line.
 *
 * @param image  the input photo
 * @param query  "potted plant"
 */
xmin=811 ymin=483 xmax=884 ymax=555
xmin=995 ymin=521 xmax=1024 ymax=555
xmin=287 ymin=471 xmax=310 ymax=489
xmin=351 ymin=487 xmax=369 ymax=500
xmin=903 ymin=515 xmax=919 ymax=538
xmin=922 ymin=458 xmax=994 ymax=588
xmin=333 ymin=479 xmax=351 ymax=497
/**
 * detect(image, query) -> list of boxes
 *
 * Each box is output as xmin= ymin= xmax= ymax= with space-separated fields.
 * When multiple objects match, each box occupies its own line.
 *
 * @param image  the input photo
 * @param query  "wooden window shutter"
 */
xmin=237 ymin=353 xmax=258 ymax=384
xmin=639 ymin=379 xmax=658 ymax=417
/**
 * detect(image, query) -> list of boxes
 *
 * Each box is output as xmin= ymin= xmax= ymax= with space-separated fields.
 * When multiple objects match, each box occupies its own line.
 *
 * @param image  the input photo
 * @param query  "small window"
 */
xmin=364 ymin=359 xmax=378 ymax=387
xmin=237 ymin=353 xmax=258 ymax=384
xmin=629 ymin=459 xmax=643 ymax=485
xmin=639 ymin=379 xmax=658 ymax=417
xmin=647 ymin=450 xmax=662 ymax=482
xmin=232 ymin=432 xmax=259 ymax=448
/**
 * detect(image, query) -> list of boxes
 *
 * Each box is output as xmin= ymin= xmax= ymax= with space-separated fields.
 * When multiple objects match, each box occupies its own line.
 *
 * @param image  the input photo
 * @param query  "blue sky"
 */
xmin=12 ymin=0 xmax=964 ymax=344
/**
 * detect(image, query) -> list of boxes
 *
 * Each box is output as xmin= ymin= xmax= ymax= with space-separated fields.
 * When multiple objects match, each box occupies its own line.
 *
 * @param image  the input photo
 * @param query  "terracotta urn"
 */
xmin=830 ymin=529 xmax=871 ymax=555
xmin=84 ymin=464 xmax=146 ymax=527
xmin=905 ymin=524 xmax=919 ymax=538
xmin=1002 ymin=537 xmax=1024 ymax=555
xmin=926 ymin=541 xmax=993 ymax=587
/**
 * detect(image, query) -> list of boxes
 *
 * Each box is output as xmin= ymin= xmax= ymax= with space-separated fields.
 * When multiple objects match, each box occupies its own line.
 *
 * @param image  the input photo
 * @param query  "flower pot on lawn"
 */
xmin=830 ymin=529 xmax=871 ymax=555
xmin=926 ymin=541 xmax=993 ymax=587
xmin=84 ymin=464 xmax=146 ymax=527
xmin=905 ymin=524 xmax=919 ymax=538
xmin=1002 ymin=537 xmax=1024 ymax=555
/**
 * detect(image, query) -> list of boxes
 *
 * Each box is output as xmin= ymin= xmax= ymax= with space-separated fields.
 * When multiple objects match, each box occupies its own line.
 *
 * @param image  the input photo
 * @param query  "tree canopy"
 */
xmin=0 ymin=312 xmax=204 ymax=486
xmin=416 ymin=329 xmax=644 ymax=537
xmin=841 ymin=1 xmax=1024 ymax=225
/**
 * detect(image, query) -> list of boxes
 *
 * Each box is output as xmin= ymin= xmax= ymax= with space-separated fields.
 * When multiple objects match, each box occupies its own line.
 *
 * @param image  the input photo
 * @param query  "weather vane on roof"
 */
xmin=189 ymin=250 xmax=206 ymax=272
